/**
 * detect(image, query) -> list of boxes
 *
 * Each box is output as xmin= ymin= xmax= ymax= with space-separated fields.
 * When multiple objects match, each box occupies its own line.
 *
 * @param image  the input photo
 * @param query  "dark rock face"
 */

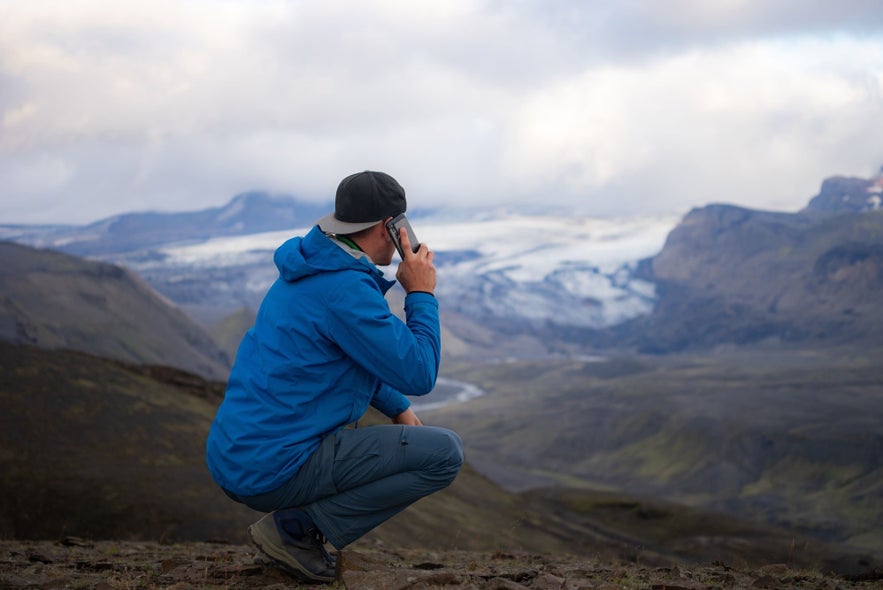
xmin=622 ymin=196 xmax=883 ymax=353
xmin=803 ymin=169 xmax=883 ymax=214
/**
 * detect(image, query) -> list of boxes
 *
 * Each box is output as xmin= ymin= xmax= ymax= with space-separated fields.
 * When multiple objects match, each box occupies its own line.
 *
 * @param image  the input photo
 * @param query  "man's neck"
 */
xmin=335 ymin=235 xmax=363 ymax=252
xmin=330 ymin=234 xmax=373 ymax=263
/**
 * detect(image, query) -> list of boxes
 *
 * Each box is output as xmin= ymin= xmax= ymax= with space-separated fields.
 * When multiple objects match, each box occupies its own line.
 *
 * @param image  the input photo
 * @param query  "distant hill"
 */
xmin=1 ymin=192 xmax=329 ymax=256
xmin=0 ymin=241 xmax=230 ymax=379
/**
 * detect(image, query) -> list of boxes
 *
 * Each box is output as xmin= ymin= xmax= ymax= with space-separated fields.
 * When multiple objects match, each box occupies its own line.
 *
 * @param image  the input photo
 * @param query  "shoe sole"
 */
xmin=253 ymin=548 xmax=338 ymax=569
xmin=247 ymin=524 xmax=335 ymax=584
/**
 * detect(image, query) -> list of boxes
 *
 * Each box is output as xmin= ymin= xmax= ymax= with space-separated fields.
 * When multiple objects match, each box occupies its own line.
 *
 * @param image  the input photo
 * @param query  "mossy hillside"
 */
xmin=0 ymin=342 xmax=249 ymax=542
xmin=0 ymin=342 xmax=605 ymax=559
xmin=430 ymin=351 xmax=883 ymax=559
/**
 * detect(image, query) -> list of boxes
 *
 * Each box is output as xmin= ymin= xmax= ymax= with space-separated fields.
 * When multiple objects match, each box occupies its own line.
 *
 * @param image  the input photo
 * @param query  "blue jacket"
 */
xmin=206 ymin=225 xmax=441 ymax=495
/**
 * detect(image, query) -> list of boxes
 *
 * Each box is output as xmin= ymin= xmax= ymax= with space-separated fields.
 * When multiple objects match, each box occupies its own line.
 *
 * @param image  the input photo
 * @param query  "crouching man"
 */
xmin=206 ymin=171 xmax=463 ymax=584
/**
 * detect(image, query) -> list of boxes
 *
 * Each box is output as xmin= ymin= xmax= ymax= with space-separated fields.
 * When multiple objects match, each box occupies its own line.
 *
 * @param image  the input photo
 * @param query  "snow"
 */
xmin=147 ymin=228 xmax=310 ymax=268
xmin=130 ymin=213 xmax=679 ymax=329
xmin=418 ymin=214 xmax=677 ymax=327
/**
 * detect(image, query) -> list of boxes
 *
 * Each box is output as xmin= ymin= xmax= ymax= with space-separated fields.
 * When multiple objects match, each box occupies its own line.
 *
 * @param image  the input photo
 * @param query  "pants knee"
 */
xmin=437 ymin=428 xmax=464 ymax=479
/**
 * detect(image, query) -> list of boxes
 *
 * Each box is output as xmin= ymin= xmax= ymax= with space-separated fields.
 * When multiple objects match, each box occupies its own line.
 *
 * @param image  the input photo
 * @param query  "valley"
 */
xmin=426 ymin=349 xmax=883 ymax=564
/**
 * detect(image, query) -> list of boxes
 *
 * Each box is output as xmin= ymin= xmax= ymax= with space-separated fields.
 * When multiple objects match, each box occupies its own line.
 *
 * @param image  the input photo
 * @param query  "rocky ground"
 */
xmin=1 ymin=538 xmax=881 ymax=590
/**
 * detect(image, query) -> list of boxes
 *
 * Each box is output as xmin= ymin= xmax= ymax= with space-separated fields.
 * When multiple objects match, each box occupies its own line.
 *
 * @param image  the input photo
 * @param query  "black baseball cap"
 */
xmin=317 ymin=171 xmax=407 ymax=234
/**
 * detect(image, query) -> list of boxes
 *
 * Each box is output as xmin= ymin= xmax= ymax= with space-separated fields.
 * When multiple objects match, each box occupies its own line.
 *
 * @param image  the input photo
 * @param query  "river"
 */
xmin=409 ymin=377 xmax=485 ymax=412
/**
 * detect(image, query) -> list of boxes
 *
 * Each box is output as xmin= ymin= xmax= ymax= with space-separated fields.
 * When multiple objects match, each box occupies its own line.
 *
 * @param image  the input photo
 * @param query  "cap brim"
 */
xmin=316 ymin=212 xmax=383 ymax=235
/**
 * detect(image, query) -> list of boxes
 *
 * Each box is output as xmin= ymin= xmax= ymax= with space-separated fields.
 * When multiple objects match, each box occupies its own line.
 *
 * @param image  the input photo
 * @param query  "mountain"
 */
xmin=0 ymin=192 xmax=329 ymax=257
xmin=88 ymin=168 xmax=883 ymax=358
xmin=624 ymin=203 xmax=883 ymax=353
xmin=0 ymin=241 xmax=230 ymax=379
xmin=48 ymin=213 xmax=678 ymax=354
xmin=802 ymin=166 xmax=883 ymax=213
xmin=2 ymin=191 xmax=680 ymax=356
xmin=3 ymin=167 xmax=882 ymax=359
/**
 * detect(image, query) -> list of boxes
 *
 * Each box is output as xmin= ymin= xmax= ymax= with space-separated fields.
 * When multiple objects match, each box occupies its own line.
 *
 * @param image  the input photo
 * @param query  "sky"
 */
xmin=2 ymin=0 xmax=883 ymax=224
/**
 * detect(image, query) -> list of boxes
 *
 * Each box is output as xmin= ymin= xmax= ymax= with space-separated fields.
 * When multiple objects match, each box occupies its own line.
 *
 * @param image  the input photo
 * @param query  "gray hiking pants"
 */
xmin=228 ymin=424 xmax=463 ymax=549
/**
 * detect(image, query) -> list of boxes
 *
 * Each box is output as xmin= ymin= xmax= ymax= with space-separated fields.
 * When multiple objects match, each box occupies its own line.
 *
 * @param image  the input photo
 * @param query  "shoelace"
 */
xmin=307 ymin=528 xmax=335 ymax=568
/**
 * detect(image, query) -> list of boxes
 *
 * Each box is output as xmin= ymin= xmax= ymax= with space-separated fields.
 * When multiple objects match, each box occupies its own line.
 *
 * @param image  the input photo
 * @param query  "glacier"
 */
xmin=116 ymin=212 xmax=679 ymax=331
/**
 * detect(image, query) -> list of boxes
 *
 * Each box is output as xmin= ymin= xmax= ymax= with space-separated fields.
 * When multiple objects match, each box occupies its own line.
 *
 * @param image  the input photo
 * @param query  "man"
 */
xmin=205 ymin=171 xmax=463 ymax=584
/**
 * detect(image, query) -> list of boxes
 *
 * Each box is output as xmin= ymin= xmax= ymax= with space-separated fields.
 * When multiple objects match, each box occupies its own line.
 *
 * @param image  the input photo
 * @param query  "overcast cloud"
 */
xmin=1 ymin=0 xmax=882 ymax=223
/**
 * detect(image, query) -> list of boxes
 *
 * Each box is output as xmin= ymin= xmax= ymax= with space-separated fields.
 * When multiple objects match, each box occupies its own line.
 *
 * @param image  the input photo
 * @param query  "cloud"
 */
xmin=501 ymin=36 xmax=883 ymax=213
xmin=524 ymin=0 xmax=883 ymax=60
xmin=1 ymin=0 xmax=882 ymax=222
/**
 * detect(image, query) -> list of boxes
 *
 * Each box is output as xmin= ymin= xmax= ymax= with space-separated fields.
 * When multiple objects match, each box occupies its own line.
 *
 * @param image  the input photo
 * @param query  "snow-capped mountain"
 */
xmin=103 ymin=212 xmax=678 ymax=333
xmin=7 ymin=167 xmax=883 ymax=358
xmin=2 ymin=193 xmax=679 ymax=355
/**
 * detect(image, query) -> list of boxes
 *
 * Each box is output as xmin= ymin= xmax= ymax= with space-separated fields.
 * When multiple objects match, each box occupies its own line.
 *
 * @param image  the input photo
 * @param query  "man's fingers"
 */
xmin=399 ymin=227 xmax=413 ymax=257
xmin=399 ymin=227 xmax=431 ymax=259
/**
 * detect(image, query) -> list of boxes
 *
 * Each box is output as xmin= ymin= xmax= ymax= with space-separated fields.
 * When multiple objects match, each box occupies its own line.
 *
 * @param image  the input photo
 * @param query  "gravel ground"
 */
xmin=1 ymin=538 xmax=880 ymax=590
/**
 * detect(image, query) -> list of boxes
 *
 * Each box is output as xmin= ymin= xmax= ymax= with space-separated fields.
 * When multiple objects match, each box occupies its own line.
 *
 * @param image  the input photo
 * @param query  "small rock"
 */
xmin=533 ymin=572 xmax=566 ymax=589
xmin=27 ymin=552 xmax=53 ymax=564
xmin=59 ymin=537 xmax=93 ymax=548
xmin=413 ymin=561 xmax=445 ymax=570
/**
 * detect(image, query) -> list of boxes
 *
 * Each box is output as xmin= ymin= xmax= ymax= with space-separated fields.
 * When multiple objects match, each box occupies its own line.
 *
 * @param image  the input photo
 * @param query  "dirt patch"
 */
xmin=1 ymin=538 xmax=878 ymax=590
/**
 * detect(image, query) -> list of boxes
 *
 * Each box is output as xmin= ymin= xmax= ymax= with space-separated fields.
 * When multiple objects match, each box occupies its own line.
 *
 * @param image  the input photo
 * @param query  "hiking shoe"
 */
xmin=252 ymin=550 xmax=273 ymax=566
xmin=247 ymin=512 xmax=336 ymax=584
xmin=252 ymin=547 xmax=336 ymax=569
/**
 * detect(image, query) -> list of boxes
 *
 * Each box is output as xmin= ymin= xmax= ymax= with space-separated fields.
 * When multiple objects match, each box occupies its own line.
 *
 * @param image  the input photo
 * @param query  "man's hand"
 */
xmin=392 ymin=407 xmax=423 ymax=426
xmin=395 ymin=227 xmax=436 ymax=294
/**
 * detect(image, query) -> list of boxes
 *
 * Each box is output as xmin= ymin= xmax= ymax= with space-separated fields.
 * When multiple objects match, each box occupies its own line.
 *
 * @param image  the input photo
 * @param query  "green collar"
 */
xmin=335 ymin=235 xmax=363 ymax=252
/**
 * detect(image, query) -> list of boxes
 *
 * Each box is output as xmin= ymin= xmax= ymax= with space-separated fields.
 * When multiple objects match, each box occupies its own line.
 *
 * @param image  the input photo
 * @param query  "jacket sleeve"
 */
xmin=325 ymin=276 xmax=441 ymax=404
xmin=371 ymin=382 xmax=411 ymax=417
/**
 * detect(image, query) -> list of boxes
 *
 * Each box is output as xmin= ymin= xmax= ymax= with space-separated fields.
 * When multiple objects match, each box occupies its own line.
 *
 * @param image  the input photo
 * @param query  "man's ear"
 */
xmin=380 ymin=217 xmax=393 ymax=241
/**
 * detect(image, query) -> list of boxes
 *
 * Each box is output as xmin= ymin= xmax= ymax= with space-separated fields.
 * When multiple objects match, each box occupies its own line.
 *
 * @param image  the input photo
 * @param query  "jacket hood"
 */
xmin=273 ymin=225 xmax=395 ymax=292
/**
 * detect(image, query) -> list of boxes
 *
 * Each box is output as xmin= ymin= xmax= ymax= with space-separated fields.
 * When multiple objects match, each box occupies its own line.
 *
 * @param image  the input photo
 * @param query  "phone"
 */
xmin=386 ymin=213 xmax=420 ymax=259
